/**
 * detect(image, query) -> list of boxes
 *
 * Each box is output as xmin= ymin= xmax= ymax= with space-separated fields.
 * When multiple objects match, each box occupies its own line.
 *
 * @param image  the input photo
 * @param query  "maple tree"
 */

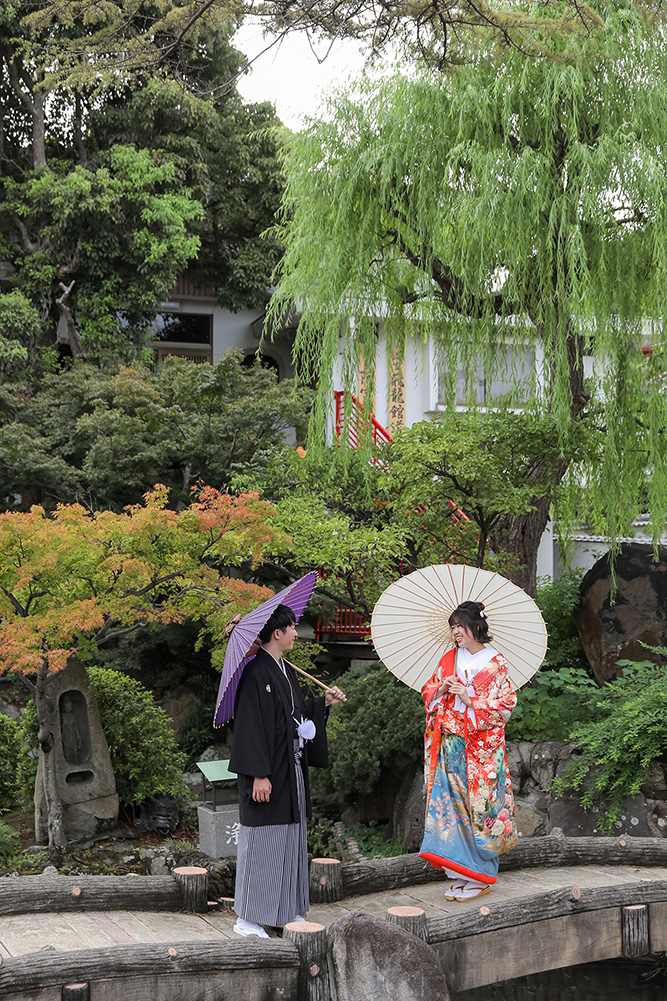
xmin=0 ymin=485 xmax=284 ymax=849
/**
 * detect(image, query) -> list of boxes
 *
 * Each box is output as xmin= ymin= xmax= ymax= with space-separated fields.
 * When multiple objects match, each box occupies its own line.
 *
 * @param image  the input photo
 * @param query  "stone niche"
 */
xmin=35 ymin=659 xmax=119 ymax=843
xmin=576 ymin=543 xmax=667 ymax=684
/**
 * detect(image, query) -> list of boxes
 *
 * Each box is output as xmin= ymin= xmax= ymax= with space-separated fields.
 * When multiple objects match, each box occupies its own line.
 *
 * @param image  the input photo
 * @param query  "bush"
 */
xmin=506 ymin=571 xmax=597 ymax=741
xmin=20 ymin=667 xmax=187 ymax=808
xmin=0 ymin=714 xmax=21 ymax=811
xmin=0 ymin=819 xmax=20 ymax=859
xmin=506 ymin=665 xmax=597 ymax=742
xmin=310 ymin=664 xmax=424 ymax=807
xmin=554 ymin=655 xmax=667 ymax=831
xmin=180 ymin=703 xmax=226 ymax=770
xmin=535 ymin=570 xmax=590 ymax=674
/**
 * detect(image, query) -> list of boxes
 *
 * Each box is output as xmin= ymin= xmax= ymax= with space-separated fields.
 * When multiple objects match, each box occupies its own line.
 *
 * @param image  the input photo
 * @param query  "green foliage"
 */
xmin=0 ymin=10 xmax=285 ymax=359
xmin=310 ymin=665 xmax=424 ymax=804
xmin=555 ymin=657 xmax=667 ymax=831
xmin=506 ymin=572 xmax=596 ymax=741
xmin=307 ymin=817 xmax=405 ymax=860
xmin=283 ymin=640 xmax=326 ymax=686
xmin=506 ymin=666 xmax=597 ymax=742
xmin=180 ymin=704 xmax=227 ymax=771
xmin=270 ymin=12 xmax=667 ymax=585
xmin=3 ymin=146 xmax=203 ymax=360
xmin=21 ymin=0 xmax=618 ymax=81
xmin=87 ymin=77 xmax=285 ymax=314
xmin=248 ymin=438 xmax=482 ymax=618
xmin=95 ymin=621 xmax=213 ymax=699
xmin=386 ymin=411 xmax=592 ymax=569
xmin=0 ymin=352 xmax=313 ymax=510
xmin=80 ymin=668 xmax=189 ymax=806
xmin=0 ymin=715 xmax=21 ymax=812
xmin=0 ymin=292 xmax=36 ymax=375
xmin=0 ymin=819 xmax=20 ymax=859
xmin=347 ymin=822 xmax=407 ymax=858
xmin=536 ymin=571 xmax=590 ymax=675
xmin=20 ymin=668 xmax=188 ymax=807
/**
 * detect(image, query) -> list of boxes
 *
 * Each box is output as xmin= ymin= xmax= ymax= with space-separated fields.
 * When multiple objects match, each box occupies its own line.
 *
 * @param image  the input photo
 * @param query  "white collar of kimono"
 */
xmin=456 ymin=645 xmax=498 ymax=682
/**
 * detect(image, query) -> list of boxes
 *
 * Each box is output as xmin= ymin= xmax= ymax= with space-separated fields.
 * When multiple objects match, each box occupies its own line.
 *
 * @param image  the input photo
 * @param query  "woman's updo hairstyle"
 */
xmin=448 ymin=600 xmax=492 ymax=644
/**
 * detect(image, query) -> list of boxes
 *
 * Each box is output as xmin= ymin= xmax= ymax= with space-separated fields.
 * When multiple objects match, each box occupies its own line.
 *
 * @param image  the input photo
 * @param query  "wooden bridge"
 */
xmin=1 ymin=834 xmax=667 ymax=1000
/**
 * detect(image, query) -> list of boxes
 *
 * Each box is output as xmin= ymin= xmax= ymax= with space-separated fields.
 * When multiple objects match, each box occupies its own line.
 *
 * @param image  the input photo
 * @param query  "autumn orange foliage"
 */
xmin=0 ymin=485 xmax=286 ymax=677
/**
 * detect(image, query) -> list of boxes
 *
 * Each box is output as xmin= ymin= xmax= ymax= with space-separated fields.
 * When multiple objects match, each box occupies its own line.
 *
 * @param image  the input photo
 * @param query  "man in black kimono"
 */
xmin=229 ymin=603 xmax=345 ymax=938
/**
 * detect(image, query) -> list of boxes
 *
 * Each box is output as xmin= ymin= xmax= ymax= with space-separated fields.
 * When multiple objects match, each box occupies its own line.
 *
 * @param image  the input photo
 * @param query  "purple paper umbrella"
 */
xmin=213 ymin=571 xmax=318 ymax=726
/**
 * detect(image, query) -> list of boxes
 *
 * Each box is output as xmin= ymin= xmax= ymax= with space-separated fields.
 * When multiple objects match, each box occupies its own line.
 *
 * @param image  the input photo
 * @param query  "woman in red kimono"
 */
xmin=419 ymin=600 xmax=517 ymax=901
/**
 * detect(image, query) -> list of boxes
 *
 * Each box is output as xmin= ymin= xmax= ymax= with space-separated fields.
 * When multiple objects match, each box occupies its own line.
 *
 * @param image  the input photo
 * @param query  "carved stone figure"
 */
xmin=59 ymin=692 xmax=89 ymax=764
xmin=34 ymin=659 xmax=118 ymax=842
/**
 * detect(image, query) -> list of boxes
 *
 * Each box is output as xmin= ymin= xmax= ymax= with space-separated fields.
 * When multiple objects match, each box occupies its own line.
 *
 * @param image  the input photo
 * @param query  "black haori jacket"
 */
xmin=229 ymin=648 xmax=329 ymax=827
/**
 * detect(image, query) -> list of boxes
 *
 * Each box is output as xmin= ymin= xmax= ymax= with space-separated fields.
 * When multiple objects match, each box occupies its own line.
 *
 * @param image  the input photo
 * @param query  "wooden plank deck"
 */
xmin=3 ymin=863 xmax=667 ymax=959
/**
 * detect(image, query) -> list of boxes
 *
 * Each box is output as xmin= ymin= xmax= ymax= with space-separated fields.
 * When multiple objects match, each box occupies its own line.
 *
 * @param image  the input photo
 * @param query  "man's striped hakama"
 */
xmin=234 ymin=740 xmax=309 ymax=926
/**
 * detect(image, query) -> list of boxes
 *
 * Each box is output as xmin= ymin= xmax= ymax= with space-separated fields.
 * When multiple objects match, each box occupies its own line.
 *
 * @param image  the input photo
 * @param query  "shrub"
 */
xmin=180 ymin=703 xmax=226 ymax=770
xmin=20 ymin=667 xmax=187 ymax=808
xmin=505 ymin=665 xmax=597 ymax=742
xmin=535 ymin=570 xmax=590 ymax=674
xmin=0 ymin=714 xmax=21 ymax=811
xmin=506 ymin=571 xmax=597 ymax=741
xmin=554 ymin=656 xmax=667 ymax=831
xmin=310 ymin=664 xmax=424 ymax=806
xmin=0 ymin=819 xmax=19 ymax=859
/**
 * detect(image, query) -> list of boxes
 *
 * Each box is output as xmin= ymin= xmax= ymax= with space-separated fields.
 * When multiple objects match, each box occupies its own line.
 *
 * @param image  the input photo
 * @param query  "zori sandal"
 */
xmin=454 ymin=884 xmax=491 ymax=902
xmin=444 ymin=880 xmax=467 ymax=901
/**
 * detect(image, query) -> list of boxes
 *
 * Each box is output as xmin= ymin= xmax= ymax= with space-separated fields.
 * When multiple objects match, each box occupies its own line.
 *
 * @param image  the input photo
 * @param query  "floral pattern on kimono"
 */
xmin=420 ymin=647 xmax=518 ymax=878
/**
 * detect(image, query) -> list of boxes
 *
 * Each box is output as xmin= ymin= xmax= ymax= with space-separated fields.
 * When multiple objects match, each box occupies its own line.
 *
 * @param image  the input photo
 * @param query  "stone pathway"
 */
xmin=2 ymin=863 xmax=667 ymax=958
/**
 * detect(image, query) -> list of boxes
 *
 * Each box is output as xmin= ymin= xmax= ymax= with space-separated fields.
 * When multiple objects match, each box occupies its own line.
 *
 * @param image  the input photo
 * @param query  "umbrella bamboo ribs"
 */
xmin=371 ymin=564 xmax=548 ymax=692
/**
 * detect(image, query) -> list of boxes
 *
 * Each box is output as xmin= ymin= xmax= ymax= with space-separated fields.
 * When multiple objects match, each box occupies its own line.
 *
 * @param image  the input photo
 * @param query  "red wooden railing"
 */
xmin=334 ymin=391 xmax=393 ymax=449
xmin=314 ymin=604 xmax=372 ymax=641
xmin=315 ymin=393 xmax=471 ymax=641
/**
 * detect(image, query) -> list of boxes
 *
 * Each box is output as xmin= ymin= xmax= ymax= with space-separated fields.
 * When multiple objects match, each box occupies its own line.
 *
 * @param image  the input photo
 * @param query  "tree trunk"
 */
xmin=32 ymin=87 xmax=47 ymax=169
xmin=34 ymin=662 xmax=68 ymax=851
xmin=490 ymin=496 xmax=551 ymax=597
xmin=55 ymin=281 xmax=86 ymax=358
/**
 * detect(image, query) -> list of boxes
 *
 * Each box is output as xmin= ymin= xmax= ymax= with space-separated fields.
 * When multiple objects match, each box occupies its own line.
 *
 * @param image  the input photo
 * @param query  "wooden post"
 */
xmin=622 ymin=903 xmax=650 ymax=957
xmin=172 ymin=866 xmax=208 ymax=913
xmin=283 ymin=921 xmax=329 ymax=1001
xmin=62 ymin=985 xmax=90 ymax=1001
xmin=309 ymin=858 xmax=343 ymax=903
xmin=386 ymin=905 xmax=428 ymax=941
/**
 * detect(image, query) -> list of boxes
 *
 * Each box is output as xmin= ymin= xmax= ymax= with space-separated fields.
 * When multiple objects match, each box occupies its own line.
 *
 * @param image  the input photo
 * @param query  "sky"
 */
xmin=232 ymin=22 xmax=368 ymax=128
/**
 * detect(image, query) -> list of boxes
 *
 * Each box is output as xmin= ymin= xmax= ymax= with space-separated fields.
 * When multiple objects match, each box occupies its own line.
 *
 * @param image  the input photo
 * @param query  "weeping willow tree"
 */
xmin=269 ymin=8 xmax=667 ymax=595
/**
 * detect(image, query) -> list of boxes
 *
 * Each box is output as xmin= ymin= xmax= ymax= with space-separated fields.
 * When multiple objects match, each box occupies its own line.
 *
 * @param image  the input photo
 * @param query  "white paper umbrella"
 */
xmin=371 ymin=564 xmax=547 ymax=692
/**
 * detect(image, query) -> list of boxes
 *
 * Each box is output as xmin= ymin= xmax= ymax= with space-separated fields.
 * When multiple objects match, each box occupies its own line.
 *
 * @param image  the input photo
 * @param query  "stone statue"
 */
xmin=60 ymin=694 xmax=84 ymax=764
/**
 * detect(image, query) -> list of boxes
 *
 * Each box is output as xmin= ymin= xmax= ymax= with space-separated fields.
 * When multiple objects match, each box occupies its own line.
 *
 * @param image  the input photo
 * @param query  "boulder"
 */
xmin=548 ymin=792 xmax=652 ymax=837
xmin=647 ymin=800 xmax=667 ymax=839
xmin=514 ymin=802 xmax=546 ymax=838
xmin=198 ymin=743 xmax=232 ymax=763
xmin=505 ymin=741 xmax=533 ymax=793
xmin=547 ymin=797 xmax=602 ymax=836
xmin=641 ymin=762 xmax=667 ymax=799
xmin=0 ymin=696 xmax=20 ymax=721
xmin=576 ymin=543 xmax=667 ymax=683
xmin=392 ymin=764 xmax=426 ymax=853
xmin=530 ymin=741 xmax=565 ymax=790
xmin=329 ymin=911 xmax=451 ymax=1001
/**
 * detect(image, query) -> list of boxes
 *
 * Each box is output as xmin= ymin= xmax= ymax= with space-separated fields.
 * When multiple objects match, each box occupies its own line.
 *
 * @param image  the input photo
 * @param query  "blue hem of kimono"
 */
xmin=420 ymin=733 xmax=501 ymax=883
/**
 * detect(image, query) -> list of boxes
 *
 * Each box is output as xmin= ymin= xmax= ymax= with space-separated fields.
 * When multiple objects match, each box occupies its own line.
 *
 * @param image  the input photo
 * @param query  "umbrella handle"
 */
xmin=283 ymin=659 xmax=330 ymax=692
